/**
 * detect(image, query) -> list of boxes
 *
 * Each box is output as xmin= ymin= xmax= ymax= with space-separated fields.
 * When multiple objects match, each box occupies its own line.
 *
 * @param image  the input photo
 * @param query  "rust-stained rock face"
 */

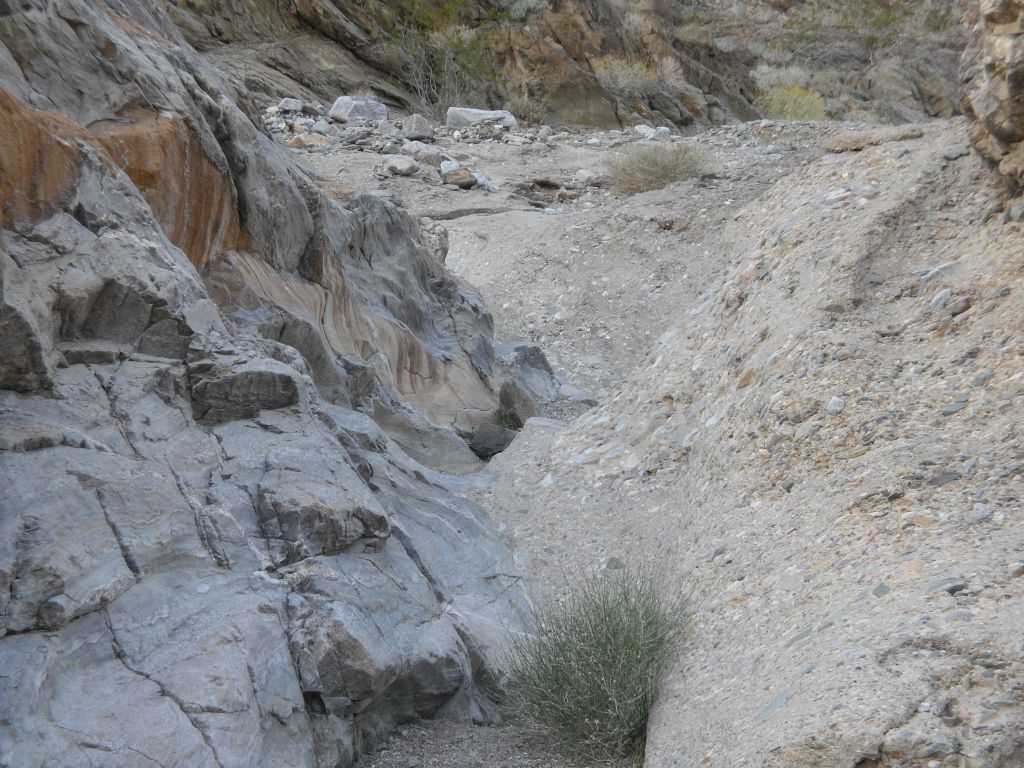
xmin=962 ymin=0 xmax=1024 ymax=189
xmin=0 ymin=88 xmax=82 ymax=230
xmin=90 ymin=110 xmax=242 ymax=271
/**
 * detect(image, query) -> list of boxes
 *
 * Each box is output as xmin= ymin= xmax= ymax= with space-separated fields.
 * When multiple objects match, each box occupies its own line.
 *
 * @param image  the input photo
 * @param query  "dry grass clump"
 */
xmin=655 ymin=56 xmax=690 ymax=95
xmin=760 ymin=84 xmax=827 ymax=121
xmin=595 ymin=55 xmax=696 ymax=100
xmin=502 ymin=568 xmax=682 ymax=762
xmin=594 ymin=56 xmax=661 ymax=99
xmin=607 ymin=143 xmax=708 ymax=195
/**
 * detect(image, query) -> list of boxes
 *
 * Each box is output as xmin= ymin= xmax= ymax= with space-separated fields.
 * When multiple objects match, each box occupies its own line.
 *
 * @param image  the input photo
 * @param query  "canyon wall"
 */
xmin=0 ymin=1 xmax=538 ymax=765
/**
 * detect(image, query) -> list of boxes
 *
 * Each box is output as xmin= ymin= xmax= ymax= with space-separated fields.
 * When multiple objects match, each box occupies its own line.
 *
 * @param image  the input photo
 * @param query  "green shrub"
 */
xmin=760 ymin=84 xmax=827 ymax=121
xmin=502 ymin=568 xmax=682 ymax=762
xmin=496 ymin=410 xmax=519 ymax=430
xmin=607 ymin=143 xmax=708 ymax=195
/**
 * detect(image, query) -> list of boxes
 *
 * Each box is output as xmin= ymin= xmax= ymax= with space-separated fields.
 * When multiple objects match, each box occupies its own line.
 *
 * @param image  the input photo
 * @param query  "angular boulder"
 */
xmin=329 ymin=95 xmax=388 ymax=122
xmin=402 ymin=113 xmax=435 ymax=141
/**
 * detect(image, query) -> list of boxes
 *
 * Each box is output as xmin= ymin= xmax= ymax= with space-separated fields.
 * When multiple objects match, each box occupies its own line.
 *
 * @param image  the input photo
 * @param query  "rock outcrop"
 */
xmin=962 ymin=0 xmax=1024 ymax=191
xmin=0 ymin=1 xmax=535 ymax=765
xmin=162 ymin=0 xmax=966 ymax=133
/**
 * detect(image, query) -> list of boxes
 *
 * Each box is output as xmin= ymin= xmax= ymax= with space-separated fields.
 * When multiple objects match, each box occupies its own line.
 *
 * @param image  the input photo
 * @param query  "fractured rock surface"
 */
xmin=962 ymin=0 xmax=1024 ymax=190
xmin=0 ymin=2 xmax=537 ymax=766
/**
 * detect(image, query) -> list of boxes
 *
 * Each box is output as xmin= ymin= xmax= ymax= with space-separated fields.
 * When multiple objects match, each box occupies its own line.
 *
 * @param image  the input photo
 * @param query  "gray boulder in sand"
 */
xmin=330 ymin=95 xmax=388 ymax=122
xmin=402 ymin=113 xmax=435 ymax=141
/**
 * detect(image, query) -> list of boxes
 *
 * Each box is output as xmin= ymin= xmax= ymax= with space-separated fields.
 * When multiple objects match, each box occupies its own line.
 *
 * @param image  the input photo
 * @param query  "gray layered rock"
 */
xmin=0 ymin=2 xmax=532 ymax=766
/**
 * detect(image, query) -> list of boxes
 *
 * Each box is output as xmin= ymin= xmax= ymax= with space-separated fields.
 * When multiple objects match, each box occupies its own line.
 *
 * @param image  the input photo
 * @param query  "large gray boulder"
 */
xmin=329 ymin=95 xmax=388 ymax=122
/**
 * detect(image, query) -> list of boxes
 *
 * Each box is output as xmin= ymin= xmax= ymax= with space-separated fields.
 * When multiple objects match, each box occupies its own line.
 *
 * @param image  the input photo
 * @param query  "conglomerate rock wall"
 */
xmin=962 ymin=0 xmax=1024 ymax=191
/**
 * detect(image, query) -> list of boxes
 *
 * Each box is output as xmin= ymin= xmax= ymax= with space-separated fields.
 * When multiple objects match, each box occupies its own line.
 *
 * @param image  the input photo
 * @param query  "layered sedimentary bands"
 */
xmin=0 ymin=2 xmax=550 ymax=765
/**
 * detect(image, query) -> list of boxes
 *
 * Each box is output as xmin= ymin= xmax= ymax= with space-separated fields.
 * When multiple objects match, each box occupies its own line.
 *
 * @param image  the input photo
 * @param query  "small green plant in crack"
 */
xmin=496 ymin=410 xmax=520 ymax=430
xmin=502 ymin=567 xmax=683 ymax=762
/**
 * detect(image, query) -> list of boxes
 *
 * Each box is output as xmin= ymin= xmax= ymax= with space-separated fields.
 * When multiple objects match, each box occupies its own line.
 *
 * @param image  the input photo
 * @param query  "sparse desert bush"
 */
xmin=596 ymin=55 xmax=695 ymax=102
xmin=502 ymin=568 xmax=682 ymax=761
xmin=594 ymin=56 xmax=661 ymax=99
xmin=392 ymin=25 xmax=495 ymax=121
xmin=752 ymin=63 xmax=814 ymax=89
xmin=759 ymin=83 xmax=827 ymax=120
xmin=655 ymin=56 xmax=691 ymax=96
xmin=350 ymin=86 xmax=378 ymax=101
xmin=607 ymin=143 xmax=708 ymax=195
xmin=505 ymin=95 xmax=546 ymax=125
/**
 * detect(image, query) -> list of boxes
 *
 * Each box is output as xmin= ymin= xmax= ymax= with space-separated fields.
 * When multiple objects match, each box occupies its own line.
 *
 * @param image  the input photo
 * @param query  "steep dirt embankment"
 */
xmin=0 ymin=2 xmax=549 ymax=766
